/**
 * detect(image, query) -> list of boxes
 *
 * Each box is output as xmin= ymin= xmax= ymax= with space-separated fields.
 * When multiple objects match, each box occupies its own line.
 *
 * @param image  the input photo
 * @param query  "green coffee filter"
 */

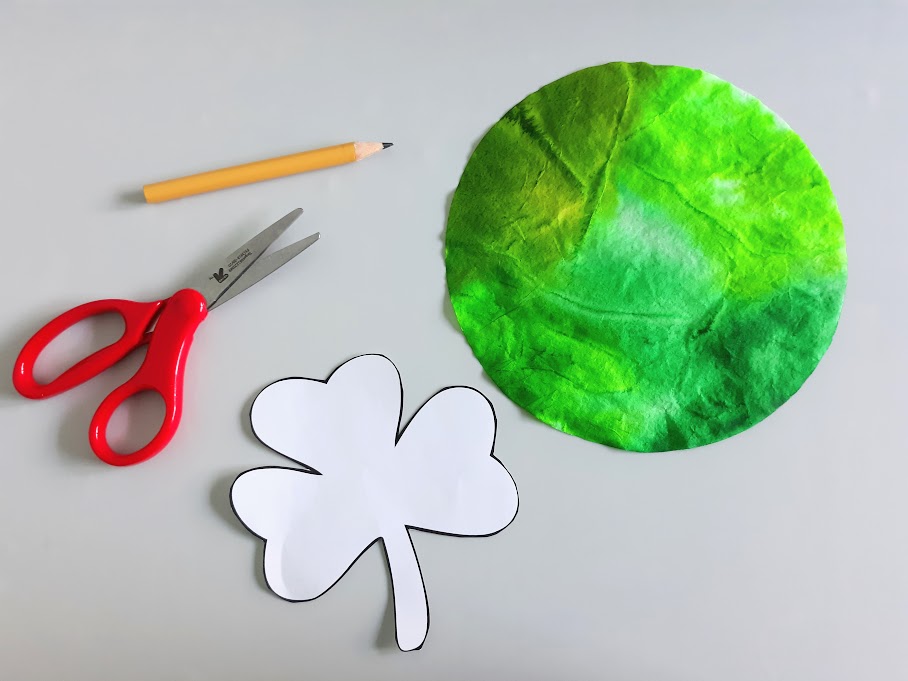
xmin=445 ymin=62 xmax=847 ymax=452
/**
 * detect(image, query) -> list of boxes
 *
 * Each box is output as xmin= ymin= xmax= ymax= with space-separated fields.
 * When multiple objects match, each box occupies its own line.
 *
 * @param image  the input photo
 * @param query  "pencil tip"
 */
xmin=382 ymin=142 xmax=393 ymax=149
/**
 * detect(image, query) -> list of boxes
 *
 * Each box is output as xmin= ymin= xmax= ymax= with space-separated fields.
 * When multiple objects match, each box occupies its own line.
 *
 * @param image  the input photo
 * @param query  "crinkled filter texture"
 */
xmin=445 ymin=62 xmax=847 ymax=452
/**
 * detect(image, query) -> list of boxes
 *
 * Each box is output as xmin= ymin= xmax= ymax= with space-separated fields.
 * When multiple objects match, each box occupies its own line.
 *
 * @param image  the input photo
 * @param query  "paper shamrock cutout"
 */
xmin=230 ymin=354 xmax=519 ymax=651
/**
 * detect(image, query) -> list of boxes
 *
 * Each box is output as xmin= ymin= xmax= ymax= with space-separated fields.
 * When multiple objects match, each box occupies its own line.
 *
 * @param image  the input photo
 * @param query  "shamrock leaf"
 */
xmin=230 ymin=354 xmax=519 ymax=651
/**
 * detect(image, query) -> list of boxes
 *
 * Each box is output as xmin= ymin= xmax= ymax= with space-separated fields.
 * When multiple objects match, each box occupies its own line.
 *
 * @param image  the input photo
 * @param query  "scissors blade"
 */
xmin=192 ymin=208 xmax=304 ymax=309
xmin=207 ymin=232 xmax=319 ymax=311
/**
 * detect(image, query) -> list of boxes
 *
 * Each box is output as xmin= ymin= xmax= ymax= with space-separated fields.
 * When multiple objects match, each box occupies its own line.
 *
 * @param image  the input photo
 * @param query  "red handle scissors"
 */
xmin=13 ymin=208 xmax=318 ymax=467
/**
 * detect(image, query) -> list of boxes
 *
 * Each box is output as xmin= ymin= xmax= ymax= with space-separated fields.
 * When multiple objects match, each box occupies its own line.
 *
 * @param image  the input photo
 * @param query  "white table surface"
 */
xmin=2 ymin=2 xmax=906 ymax=679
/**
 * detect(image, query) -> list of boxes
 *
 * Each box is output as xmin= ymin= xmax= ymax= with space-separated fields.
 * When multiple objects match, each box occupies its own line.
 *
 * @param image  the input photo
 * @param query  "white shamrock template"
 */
xmin=230 ymin=354 xmax=519 ymax=651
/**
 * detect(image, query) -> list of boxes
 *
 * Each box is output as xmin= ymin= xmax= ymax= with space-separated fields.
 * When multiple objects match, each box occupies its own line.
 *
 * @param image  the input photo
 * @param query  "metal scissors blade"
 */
xmin=193 ymin=208 xmax=303 ymax=308
xmin=207 ymin=232 xmax=319 ymax=311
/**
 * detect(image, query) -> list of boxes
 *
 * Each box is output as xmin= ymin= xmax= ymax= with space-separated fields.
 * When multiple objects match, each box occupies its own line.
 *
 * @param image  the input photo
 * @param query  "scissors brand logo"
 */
xmin=212 ymin=268 xmax=228 ymax=283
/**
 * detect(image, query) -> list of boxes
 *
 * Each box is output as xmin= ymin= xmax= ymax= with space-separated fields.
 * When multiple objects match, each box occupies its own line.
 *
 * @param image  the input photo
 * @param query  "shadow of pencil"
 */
xmin=116 ymin=189 xmax=146 ymax=206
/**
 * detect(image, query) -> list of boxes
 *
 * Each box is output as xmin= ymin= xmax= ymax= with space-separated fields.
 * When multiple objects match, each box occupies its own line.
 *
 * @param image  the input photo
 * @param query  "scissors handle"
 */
xmin=13 ymin=298 xmax=165 ymax=399
xmin=90 ymin=289 xmax=208 ymax=466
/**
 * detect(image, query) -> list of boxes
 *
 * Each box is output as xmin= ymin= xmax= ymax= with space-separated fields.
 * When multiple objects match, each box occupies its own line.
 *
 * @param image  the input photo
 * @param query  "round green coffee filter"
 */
xmin=445 ymin=62 xmax=847 ymax=452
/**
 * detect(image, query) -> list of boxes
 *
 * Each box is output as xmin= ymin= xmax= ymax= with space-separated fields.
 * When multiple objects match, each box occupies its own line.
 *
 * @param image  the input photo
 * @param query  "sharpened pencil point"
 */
xmin=353 ymin=141 xmax=391 ymax=161
xmin=382 ymin=142 xmax=393 ymax=149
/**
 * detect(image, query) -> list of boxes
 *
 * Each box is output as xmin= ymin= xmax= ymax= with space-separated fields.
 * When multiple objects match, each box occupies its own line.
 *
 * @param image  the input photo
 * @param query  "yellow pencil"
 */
xmin=143 ymin=141 xmax=393 ymax=203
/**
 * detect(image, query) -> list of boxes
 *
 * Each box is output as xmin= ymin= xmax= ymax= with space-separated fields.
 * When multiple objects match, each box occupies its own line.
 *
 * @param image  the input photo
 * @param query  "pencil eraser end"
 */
xmin=142 ymin=185 xmax=160 ymax=203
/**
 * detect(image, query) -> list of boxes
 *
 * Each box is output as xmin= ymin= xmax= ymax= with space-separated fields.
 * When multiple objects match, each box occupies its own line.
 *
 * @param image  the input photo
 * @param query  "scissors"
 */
xmin=13 ymin=208 xmax=318 ymax=467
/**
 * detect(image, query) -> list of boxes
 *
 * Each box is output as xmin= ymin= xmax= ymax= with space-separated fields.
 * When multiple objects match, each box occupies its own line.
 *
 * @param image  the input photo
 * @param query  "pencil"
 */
xmin=143 ymin=141 xmax=393 ymax=203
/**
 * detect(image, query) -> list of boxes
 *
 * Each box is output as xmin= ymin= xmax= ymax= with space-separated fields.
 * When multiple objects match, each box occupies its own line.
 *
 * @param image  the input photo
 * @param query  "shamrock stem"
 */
xmin=382 ymin=527 xmax=429 ymax=651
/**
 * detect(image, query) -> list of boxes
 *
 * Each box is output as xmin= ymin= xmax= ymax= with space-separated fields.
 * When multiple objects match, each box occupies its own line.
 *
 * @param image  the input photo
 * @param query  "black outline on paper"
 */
xmin=229 ymin=353 xmax=519 ymax=652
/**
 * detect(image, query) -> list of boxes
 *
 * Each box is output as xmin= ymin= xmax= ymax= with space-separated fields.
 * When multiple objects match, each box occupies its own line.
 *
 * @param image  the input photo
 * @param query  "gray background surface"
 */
xmin=1 ymin=1 xmax=906 ymax=679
